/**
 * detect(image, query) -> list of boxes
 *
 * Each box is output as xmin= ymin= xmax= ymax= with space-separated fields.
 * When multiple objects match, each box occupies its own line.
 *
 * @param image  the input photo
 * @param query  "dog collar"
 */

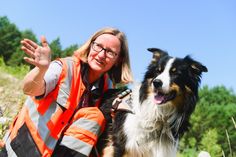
xmin=112 ymin=89 xmax=134 ymax=114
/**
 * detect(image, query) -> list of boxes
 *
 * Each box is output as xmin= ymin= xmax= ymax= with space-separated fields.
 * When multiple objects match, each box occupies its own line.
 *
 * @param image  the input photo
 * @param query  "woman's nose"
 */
xmin=97 ymin=49 xmax=106 ymax=58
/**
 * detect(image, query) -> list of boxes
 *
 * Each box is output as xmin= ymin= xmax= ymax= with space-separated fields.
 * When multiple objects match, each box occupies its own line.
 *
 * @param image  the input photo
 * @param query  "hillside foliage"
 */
xmin=179 ymin=86 xmax=236 ymax=157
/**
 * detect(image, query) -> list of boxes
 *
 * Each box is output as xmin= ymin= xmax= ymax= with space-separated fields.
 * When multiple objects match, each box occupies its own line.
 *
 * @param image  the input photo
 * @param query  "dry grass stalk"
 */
xmin=225 ymin=129 xmax=232 ymax=157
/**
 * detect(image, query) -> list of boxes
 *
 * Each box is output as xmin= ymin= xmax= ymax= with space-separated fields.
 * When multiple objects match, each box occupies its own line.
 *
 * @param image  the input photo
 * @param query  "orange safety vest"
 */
xmin=3 ymin=56 xmax=112 ymax=157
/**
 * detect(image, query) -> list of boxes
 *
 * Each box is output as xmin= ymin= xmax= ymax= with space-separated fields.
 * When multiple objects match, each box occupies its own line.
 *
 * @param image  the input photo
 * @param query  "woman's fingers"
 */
xmin=22 ymin=39 xmax=38 ymax=49
xmin=21 ymin=40 xmax=38 ymax=56
xmin=41 ymin=36 xmax=49 ymax=48
xmin=21 ymin=46 xmax=35 ymax=59
xmin=23 ymin=56 xmax=37 ymax=66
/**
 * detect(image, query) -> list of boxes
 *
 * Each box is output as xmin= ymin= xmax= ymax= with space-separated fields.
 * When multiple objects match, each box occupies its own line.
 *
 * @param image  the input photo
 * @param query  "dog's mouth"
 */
xmin=154 ymin=90 xmax=176 ymax=105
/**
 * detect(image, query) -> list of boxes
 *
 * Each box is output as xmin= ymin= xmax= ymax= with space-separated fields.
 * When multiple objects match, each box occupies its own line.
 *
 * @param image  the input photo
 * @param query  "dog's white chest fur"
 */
xmin=124 ymin=114 xmax=177 ymax=157
xmin=122 ymin=86 xmax=178 ymax=157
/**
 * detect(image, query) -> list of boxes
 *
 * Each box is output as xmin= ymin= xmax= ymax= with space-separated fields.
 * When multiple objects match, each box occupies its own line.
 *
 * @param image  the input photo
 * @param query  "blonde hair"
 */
xmin=74 ymin=27 xmax=133 ymax=85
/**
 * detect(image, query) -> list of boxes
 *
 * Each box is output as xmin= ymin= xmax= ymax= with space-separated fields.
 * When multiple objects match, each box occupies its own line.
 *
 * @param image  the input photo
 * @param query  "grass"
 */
xmin=0 ymin=63 xmax=27 ymax=139
xmin=0 ymin=57 xmax=29 ymax=79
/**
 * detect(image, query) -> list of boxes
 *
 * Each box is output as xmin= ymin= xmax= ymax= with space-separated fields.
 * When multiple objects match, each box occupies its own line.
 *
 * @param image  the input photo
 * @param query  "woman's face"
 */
xmin=88 ymin=34 xmax=121 ymax=77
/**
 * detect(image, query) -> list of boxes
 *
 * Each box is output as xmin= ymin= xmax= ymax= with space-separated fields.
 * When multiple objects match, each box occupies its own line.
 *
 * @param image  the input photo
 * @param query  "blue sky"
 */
xmin=1 ymin=0 xmax=236 ymax=92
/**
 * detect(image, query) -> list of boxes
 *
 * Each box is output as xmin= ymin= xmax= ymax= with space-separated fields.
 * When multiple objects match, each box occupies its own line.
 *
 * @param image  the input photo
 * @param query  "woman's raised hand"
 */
xmin=21 ymin=36 xmax=51 ymax=70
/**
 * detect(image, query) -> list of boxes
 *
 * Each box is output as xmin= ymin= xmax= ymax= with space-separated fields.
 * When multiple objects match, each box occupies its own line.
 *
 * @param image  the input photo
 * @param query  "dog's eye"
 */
xmin=156 ymin=66 xmax=162 ymax=73
xmin=170 ymin=67 xmax=177 ymax=74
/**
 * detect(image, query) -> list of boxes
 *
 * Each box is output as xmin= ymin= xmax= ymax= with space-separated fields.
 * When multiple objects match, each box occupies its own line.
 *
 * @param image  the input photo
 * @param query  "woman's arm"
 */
xmin=21 ymin=36 xmax=52 ymax=96
xmin=22 ymin=66 xmax=47 ymax=96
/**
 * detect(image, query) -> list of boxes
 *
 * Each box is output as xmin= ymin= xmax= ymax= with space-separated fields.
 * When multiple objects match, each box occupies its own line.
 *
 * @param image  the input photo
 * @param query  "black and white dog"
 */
xmin=98 ymin=48 xmax=208 ymax=157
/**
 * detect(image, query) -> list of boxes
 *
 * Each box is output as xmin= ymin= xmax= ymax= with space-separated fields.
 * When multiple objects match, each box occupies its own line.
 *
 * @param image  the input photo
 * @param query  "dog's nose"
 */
xmin=153 ymin=79 xmax=163 ymax=88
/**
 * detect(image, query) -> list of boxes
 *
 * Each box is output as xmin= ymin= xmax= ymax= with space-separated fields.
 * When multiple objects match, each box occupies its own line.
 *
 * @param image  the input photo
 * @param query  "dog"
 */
xmin=98 ymin=48 xmax=208 ymax=157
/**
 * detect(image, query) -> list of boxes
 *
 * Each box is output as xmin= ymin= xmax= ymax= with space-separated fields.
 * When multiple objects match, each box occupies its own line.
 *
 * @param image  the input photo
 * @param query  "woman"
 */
xmin=1 ymin=27 xmax=133 ymax=157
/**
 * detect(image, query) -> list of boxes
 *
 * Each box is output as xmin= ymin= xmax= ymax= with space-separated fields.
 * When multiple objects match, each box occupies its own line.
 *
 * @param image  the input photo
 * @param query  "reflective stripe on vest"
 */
xmin=60 ymin=107 xmax=106 ymax=156
xmin=25 ymin=99 xmax=59 ymax=150
xmin=3 ymin=131 xmax=17 ymax=157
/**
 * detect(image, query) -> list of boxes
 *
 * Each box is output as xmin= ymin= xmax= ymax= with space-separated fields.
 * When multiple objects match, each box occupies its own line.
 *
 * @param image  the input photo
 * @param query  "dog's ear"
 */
xmin=147 ymin=48 xmax=168 ymax=62
xmin=184 ymin=55 xmax=208 ymax=76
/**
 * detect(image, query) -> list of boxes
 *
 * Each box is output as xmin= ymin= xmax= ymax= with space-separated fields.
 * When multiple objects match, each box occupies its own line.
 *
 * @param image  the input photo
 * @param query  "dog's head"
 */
xmin=140 ymin=48 xmax=208 ymax=113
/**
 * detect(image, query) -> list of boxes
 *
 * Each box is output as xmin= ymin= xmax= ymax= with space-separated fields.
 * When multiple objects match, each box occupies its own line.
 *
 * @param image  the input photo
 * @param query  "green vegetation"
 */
xmin=0 ymin=15 xmax=235 ymax=156
xmin=0 ymin=16 xmax=78 ymax=67
xmin=179 ymin=86 xmax=236 ymax=157
xmin=0 ymin=57 xmax=29 ymax=79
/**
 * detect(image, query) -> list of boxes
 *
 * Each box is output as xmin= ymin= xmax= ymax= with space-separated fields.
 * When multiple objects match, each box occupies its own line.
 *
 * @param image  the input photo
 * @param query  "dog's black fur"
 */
xmin=97 ymin=87 xmax=129 ymax=155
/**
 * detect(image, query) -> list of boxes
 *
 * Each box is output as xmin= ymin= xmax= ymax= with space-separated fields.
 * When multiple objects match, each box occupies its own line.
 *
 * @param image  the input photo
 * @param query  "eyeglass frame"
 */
xmin=91 ymin=41 xmax=118 ymax=59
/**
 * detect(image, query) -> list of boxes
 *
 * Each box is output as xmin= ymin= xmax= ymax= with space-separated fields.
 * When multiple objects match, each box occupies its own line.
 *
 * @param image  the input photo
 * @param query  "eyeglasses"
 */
xmin=91 ymin=41 xmax=118 ymax=59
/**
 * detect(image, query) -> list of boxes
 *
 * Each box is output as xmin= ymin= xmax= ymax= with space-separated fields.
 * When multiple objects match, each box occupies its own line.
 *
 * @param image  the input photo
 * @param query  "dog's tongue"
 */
xmin=154 ymin=94 xmax=165 ymax=104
